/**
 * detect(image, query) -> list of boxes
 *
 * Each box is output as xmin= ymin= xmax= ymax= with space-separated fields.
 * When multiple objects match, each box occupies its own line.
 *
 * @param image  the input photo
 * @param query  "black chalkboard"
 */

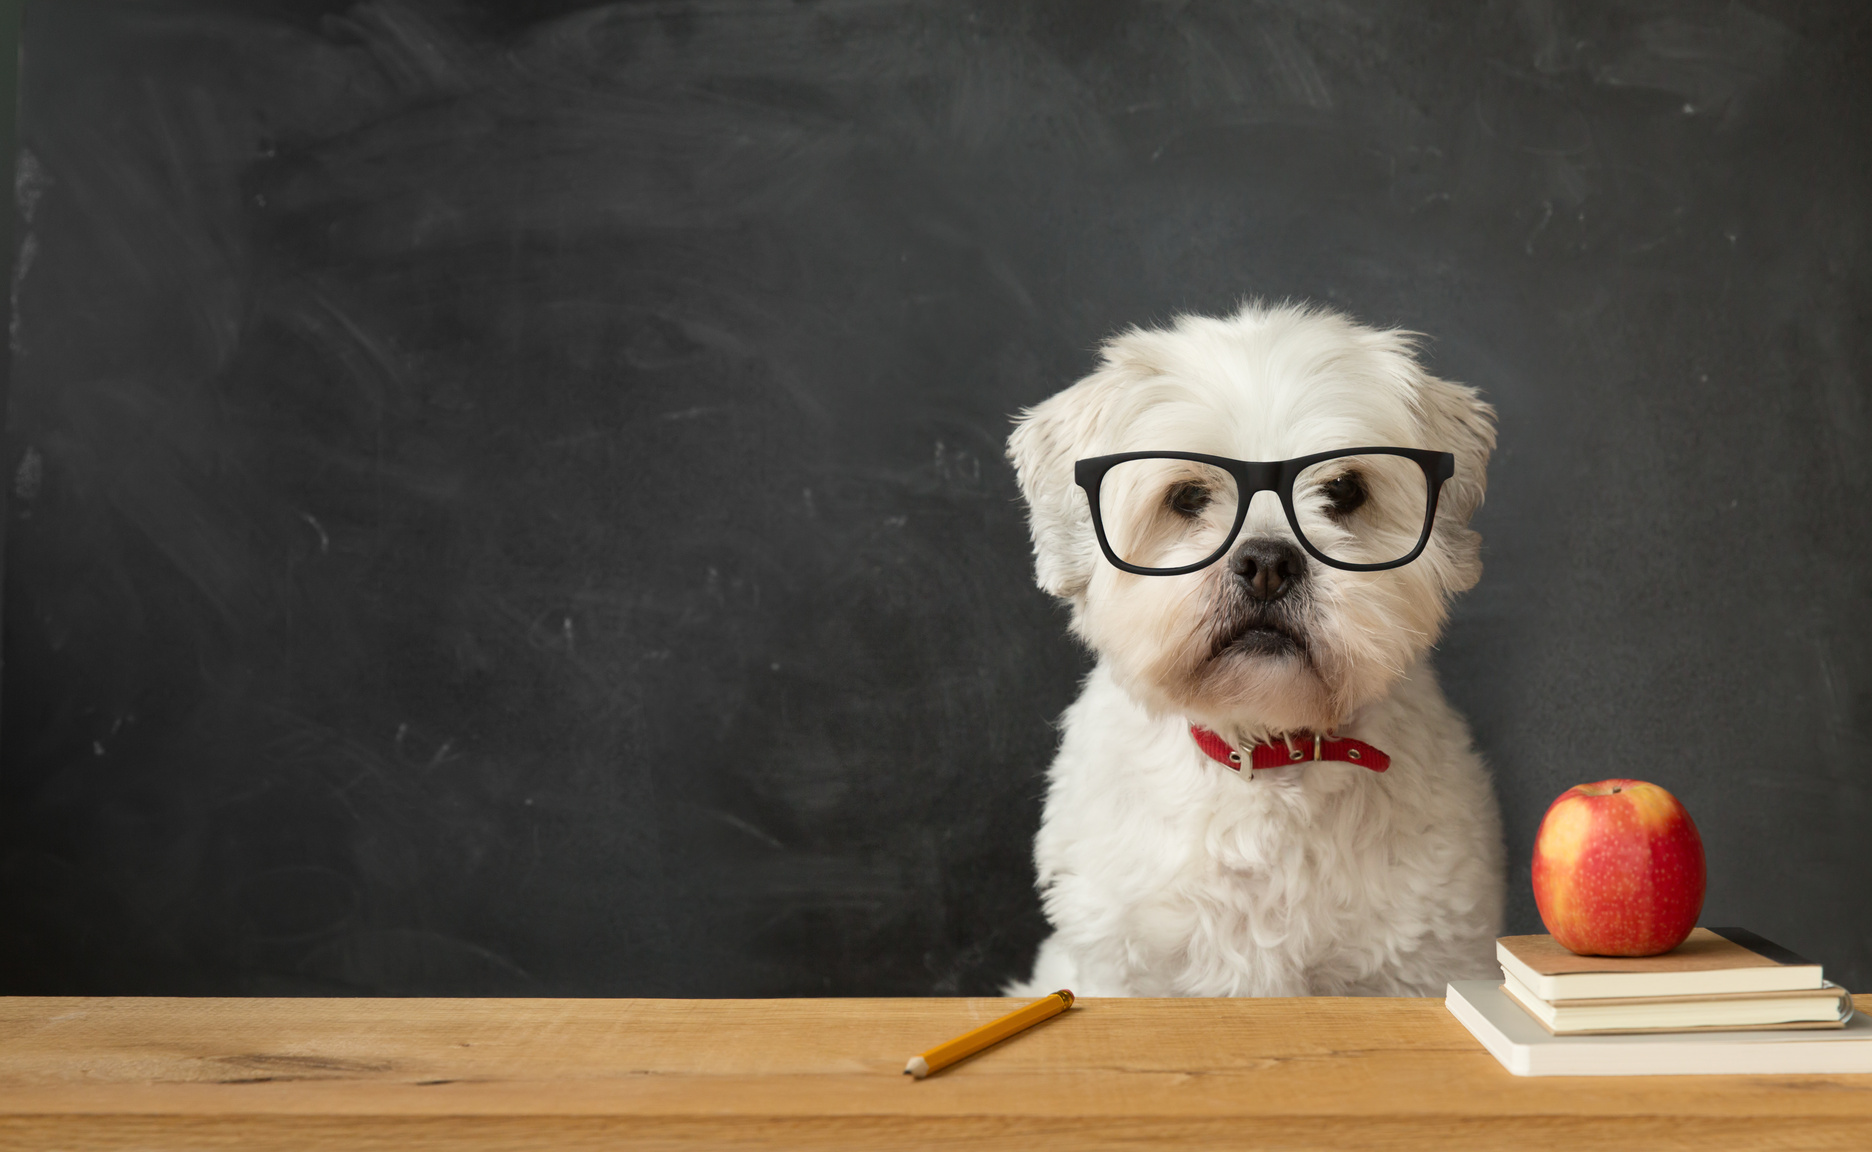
xmin=4 ymin=0 xmax=1870 ymax=997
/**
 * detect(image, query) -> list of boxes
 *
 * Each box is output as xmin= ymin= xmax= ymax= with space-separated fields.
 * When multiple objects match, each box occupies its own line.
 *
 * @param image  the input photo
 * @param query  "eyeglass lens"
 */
xmin=1095 ymin=454 xmax=1431 ymax=571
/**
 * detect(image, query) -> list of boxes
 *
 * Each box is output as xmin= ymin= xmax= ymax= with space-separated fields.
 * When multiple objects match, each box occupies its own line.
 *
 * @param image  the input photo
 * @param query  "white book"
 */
xmin=1446 ymin=980 xmax=1872 ymax=1076
xmin=1499 ymin=971 xmax=1852 ymax=1034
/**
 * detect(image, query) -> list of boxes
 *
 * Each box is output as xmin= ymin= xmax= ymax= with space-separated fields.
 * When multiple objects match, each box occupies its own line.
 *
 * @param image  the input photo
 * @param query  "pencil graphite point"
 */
xmin=904 ymin=1055 xmax=929 ymax=1079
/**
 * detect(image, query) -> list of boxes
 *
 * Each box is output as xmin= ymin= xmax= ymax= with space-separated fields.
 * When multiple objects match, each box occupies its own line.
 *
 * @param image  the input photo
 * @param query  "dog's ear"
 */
xmin=1007 ymin=362 xmax=1136 ymax=600
xmin=1415 ymin=374 xmax=1496 ymax=527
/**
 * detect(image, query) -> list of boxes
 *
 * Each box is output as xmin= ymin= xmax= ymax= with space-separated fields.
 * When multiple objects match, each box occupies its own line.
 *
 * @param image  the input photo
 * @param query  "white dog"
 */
xmin=1006 ymin=302 xmax=1504 ymax=998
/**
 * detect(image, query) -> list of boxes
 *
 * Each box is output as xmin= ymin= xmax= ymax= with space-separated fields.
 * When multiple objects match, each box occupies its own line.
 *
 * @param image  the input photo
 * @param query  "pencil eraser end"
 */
xmin=904 ymin=1056 xmax=929 ymax=1079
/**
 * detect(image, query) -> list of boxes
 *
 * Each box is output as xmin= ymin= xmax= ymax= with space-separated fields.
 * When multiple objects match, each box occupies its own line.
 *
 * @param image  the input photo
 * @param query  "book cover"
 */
xmin=1497 ymin=927 xmax=1825 ymax=1001
xmin=1446 ymin=981 xmax=1872 ymax=1076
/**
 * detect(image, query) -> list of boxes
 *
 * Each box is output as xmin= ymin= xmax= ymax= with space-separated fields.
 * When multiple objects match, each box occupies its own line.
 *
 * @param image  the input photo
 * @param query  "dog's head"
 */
xmin=1008 ymin=303 xmax=1495 ymax=744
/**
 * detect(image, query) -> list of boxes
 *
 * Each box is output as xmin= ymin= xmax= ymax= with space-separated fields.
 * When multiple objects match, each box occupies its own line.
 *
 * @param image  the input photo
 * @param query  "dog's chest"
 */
xmin=1178 ymin=776 xmax=1404 ymax=914
xmin=1032 ymin=663 xmax=1498 ymax=996
xmin=1050 ymin=765 xmax=1441 ymax=995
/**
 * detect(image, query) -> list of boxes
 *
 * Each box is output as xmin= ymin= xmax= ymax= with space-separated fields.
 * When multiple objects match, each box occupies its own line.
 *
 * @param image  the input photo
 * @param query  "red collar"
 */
xmin=1189 ymin=725 xmax=1389 ymax=773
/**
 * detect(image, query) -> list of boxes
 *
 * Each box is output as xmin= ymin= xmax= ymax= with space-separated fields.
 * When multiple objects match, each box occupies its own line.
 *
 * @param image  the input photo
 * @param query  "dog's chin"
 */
xmin=1212 ymin=620 xmax=1307 ymax=661
xmin=1162 ymin=615 xmax=1338 ymax=734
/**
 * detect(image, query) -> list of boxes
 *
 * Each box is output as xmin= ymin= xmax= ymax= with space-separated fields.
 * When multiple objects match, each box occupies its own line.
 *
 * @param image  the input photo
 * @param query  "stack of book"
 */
xmin=1498 ymin=927 xmax=1849 ymax=1035
xmin=1447 ymin=927 xmax=1872 ymax=1076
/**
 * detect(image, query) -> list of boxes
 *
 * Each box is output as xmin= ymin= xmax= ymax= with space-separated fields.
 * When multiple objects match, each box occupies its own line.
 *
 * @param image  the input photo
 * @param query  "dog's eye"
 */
xmin=1320 ymin=471 xmax=1368 ymax=516
xmin=1166 ymin=482 xmax=1212 ymax=518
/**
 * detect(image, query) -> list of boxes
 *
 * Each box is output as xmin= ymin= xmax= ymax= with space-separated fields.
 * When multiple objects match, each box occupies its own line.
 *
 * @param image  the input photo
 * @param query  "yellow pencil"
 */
xmin=903 ymin=989 xmax=1075 ymax=1079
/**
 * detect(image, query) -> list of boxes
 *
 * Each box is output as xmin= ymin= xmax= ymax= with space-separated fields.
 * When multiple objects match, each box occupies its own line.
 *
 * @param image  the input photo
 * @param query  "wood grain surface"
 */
xmin=3 ymin=995 xmax=1871 ymax=1150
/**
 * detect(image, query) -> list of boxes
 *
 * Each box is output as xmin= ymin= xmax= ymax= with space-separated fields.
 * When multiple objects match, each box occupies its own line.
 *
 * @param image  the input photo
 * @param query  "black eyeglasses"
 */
xmin=1074 ymin=448 xmax=1456 ymax=575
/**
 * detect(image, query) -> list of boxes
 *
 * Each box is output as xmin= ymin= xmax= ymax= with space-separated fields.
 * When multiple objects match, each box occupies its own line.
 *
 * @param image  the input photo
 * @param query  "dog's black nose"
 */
xmin=1230 ymin=537 xmax=1307 ymax=602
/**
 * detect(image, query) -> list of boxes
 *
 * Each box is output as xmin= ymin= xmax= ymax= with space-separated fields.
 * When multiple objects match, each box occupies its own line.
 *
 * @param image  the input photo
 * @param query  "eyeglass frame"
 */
xmin=1073 ymin=447 xmax=1457 ymax=576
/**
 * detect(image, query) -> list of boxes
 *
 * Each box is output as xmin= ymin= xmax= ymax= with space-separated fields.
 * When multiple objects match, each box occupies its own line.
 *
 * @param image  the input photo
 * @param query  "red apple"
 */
xmin=1531 ymin=778 xmax=1706 ymax=957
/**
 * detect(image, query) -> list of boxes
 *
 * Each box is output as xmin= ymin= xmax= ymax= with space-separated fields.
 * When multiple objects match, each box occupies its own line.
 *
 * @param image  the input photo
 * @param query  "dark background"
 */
xmin=3 ymin=0 xmax=1867 ymax=996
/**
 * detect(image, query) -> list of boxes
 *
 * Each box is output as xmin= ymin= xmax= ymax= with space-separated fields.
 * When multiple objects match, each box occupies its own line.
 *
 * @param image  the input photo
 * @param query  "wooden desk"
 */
xmin=3 ymin=995 xmax=1870 ymax=1150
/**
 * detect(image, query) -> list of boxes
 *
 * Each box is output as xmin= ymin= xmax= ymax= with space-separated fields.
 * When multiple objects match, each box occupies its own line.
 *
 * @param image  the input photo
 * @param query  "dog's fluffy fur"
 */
xmin=1006 ymin=302 xmax=1504 ymax=998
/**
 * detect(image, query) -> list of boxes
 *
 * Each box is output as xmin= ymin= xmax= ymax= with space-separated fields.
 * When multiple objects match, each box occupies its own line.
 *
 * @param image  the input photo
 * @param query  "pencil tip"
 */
xmin=904 ymin=1056 xmax=929 ymax=1079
